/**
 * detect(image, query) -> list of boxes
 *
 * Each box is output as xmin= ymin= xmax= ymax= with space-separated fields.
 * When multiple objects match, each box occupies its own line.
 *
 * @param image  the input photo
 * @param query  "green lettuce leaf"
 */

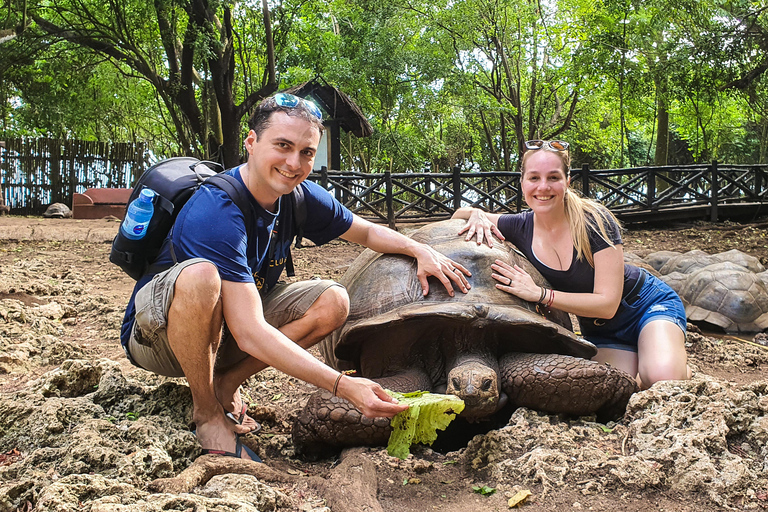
xmin=386 ymin=390 xmax=465 ymax=459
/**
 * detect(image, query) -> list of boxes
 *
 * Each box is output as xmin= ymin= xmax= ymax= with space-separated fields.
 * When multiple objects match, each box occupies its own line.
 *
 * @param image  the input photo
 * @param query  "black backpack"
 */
xmin=109 ymin=157 xmax=306 ymax=280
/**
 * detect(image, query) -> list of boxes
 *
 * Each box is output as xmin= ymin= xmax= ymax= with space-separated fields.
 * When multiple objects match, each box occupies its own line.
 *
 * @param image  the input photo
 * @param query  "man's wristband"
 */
xmin=332 ymin=373 xmax=344 ymax=396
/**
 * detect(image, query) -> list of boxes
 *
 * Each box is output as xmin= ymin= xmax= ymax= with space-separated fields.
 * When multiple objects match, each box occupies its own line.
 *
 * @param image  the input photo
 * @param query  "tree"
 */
xmin=20 ymin=0 xmax=288 ymax=167
xmin=402 ymin=0 xmax=581 ymax=171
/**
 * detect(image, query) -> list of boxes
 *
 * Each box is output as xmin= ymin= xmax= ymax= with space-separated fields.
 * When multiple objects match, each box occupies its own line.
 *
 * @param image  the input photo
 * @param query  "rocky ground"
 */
xmin=0 ymin=215 xmax=767 ymax=512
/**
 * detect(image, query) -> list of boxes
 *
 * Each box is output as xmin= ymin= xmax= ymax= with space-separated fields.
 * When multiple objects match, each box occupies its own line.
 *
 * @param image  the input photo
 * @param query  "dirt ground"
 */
xmin=1 ymin=215 xmax=767 ymax=511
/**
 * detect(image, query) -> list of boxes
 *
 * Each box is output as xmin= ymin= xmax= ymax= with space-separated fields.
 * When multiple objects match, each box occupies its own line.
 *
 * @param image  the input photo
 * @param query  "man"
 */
xmin=119 ymin=93 xmax=471 ymax=460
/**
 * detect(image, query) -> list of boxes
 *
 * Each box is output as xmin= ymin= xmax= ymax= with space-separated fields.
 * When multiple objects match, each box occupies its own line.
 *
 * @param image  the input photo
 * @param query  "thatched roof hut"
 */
xmin=284 ymin=79 xmax=372 ymax=170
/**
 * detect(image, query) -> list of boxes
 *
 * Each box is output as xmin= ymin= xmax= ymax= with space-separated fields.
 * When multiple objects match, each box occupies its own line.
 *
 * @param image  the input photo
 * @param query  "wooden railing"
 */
xmin=1 ymin=138 xmax=766 ymax=223
xmin=307 ymin=162 xmax=768 ymax=227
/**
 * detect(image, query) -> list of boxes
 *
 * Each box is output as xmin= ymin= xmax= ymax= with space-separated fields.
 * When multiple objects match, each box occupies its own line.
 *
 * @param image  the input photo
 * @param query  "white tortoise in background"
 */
xmin=642 ymin=249 xmax=768 ymax=333
xmin=292 ymin=220 xmax=638 ymax=457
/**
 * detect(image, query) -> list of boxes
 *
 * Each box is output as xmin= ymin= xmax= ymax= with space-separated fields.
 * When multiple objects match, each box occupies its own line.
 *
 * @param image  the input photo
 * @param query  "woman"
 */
xmin=452 ymin=140 xmax=690 ymax=389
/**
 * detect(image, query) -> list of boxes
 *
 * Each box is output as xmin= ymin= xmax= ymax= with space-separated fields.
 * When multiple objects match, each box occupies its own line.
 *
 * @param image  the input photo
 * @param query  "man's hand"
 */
xmin=341 ymin=217 xmax=471 ymax=297
xmin=412 ymin=244 xmax=471 ymax=297
xmin=336 ymin=375 xmax=410 ymax=418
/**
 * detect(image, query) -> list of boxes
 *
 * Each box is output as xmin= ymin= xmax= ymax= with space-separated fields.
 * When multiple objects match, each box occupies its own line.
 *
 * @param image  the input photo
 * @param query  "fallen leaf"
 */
xmin=508 ymin=489 xmax=532 ymax=508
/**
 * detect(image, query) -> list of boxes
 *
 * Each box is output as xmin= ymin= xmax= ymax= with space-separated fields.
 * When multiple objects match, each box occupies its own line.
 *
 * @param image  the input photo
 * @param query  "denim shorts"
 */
xmin=578 ymin=270 xmax=687 ymax=353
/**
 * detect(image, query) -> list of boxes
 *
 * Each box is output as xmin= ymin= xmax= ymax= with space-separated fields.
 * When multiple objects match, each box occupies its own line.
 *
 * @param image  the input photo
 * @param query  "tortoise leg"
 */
xmin=292 ymin=369 xmax=432 ymax=459
xmin=499 ymin=352 xmax=638 ymax=422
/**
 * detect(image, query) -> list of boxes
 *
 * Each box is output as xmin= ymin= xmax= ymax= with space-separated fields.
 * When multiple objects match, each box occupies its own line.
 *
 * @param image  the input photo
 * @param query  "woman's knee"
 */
xmin=639 ymin=360 xmax=690 ymax=388
xmin=638 ymin=319 xmax=689 ymax=379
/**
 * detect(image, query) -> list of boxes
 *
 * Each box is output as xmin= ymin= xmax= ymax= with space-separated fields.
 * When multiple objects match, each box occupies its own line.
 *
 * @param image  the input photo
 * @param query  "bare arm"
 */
xmin=221 ymin=280 xmax=408 ymax=417
xmin=451 ymin=207 xmax=504 ymax=247
xmin=491 ymin=245 xmax=625 ymax=319
xmin=340 ymin=216 xmax=471 ymax=296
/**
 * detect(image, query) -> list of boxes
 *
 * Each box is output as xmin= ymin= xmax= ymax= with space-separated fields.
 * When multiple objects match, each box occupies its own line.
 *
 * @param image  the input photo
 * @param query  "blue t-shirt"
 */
xmin=119 ymin=166 xmax=353 ymax=349
xmin=497 ymin=210 xmax=641 ymax=297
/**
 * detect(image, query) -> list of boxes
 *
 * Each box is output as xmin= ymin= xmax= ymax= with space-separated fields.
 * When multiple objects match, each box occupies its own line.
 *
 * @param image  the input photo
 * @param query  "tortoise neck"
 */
xmin=443 ymin=325 xmax=498 ymax=369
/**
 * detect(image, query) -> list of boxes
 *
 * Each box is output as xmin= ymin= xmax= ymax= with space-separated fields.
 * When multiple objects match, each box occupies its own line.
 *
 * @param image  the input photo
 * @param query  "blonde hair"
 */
xmin=521 ymin=148 xmax=621 ymax=267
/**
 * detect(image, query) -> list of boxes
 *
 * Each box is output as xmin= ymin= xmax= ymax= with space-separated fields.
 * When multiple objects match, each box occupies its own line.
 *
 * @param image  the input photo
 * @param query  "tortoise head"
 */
xmin=446 ymin=359 xmax=501 ymax=420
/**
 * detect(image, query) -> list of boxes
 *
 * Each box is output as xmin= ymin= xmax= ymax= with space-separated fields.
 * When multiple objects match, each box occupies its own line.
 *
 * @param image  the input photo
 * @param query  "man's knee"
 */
xmin=311 ymin=285 xmax=349 ymax=331
xmin=174 ymin=261 xmax=221 ymax=307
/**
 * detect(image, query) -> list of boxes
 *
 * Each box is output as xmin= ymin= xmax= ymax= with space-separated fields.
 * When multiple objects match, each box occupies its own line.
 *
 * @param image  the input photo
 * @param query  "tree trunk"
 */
xmin=29 ymin=1 xmax=277 ymax=169
xmin=654 ymin=91 xmax=669 ymax=166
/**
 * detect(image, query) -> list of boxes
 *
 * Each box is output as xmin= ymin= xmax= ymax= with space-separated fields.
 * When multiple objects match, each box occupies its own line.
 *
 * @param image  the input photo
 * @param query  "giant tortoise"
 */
xmin=679 ymin=261 xmax=768 ymax=333
xmin=652 ymin=249 xmax=768 ymax=332
xmin=42 ymin=203 xmax=72 ymax=219
xmin=292 ymin=220 xmax=638 ymax=456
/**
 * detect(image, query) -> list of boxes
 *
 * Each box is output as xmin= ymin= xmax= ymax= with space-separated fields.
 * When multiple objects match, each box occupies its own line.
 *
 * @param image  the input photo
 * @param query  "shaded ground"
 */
xmin=0 ymin=215 xmax=767 ymax=511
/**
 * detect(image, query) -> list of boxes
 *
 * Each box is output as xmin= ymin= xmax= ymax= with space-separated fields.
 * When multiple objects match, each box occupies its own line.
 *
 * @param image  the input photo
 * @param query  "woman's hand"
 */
xmin=336 ymin=375 xmax=410 ymax=418
xmin=491 ymin=260 xmax=542 ymax=303
xmin=455 ymin=208 xmax=504 ymax=247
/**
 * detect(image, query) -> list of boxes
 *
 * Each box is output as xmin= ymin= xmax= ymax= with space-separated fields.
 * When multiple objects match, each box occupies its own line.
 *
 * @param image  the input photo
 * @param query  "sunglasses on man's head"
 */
xmin=270 ymin=92 xmax=323 ymax=120
xmin=525 ymin=140 xmax=570 ymax=152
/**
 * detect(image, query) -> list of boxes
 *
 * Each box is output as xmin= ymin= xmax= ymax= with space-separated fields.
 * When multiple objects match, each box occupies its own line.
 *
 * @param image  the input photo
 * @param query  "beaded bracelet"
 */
xmin=332 ymin=373 xmax=344 ymax=396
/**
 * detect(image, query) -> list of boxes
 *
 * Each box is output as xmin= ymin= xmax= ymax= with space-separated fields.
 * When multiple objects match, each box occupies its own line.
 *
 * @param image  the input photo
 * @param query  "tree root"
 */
xmin=147 ymin=448 xmax=383 ymax=511
xmin=147 ymin=454 xmax=297 ymax=494
xmin=313 ymin=448 xmax=382 ymax=512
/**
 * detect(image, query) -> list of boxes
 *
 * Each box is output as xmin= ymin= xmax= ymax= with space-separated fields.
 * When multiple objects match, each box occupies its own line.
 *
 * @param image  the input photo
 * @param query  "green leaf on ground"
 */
xmin=385 ymin=390 xmax=465 ymax=460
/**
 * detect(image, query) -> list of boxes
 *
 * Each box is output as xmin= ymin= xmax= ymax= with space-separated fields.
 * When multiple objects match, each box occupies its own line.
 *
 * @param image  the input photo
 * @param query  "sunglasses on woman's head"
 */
xmin=525 ymin=140 xmax=570 ymax=151
xmin=269 ymin=93 xmax=323 ymax=120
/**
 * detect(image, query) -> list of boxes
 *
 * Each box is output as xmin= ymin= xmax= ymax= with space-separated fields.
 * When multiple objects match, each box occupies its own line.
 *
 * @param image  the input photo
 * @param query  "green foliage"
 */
xmin=1 ymin=0 xmax=767 ymax=166
xmin=386 ymin=390 xmax=465 ymax=460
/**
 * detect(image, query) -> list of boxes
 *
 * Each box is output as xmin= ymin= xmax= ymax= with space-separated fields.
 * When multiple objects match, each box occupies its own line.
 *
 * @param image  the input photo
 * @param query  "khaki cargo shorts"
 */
xmin=127 ymin=258 xmax=342 ymax=377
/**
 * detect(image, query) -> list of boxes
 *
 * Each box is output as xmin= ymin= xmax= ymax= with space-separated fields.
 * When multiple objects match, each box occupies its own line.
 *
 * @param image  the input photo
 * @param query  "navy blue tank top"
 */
xmin=497 ymin=211 xmax=642 ymax=297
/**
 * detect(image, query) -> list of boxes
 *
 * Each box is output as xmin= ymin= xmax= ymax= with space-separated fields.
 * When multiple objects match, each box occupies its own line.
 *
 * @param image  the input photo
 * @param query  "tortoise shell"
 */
xmin=680 ymin=261 xmax=768 ymax=333
xmin=42 ymin=203 xmax=73 ymax=219
xmin=658 ymin=250 xmax=719 ymax=275
xmin=320 ymin=220 xmax=595 ymax=376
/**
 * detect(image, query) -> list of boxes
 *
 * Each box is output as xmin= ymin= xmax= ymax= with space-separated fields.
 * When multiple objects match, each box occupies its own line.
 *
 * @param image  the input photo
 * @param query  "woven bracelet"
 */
xmin=332 ymin=373 xmax=344 ymax=396
xmin=537 ymin=287 xmax=547 ymax=305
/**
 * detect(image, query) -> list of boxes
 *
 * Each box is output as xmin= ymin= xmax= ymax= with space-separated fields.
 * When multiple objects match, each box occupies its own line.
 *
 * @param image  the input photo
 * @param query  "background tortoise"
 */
xmin=678 ymin=261 xmax=768 ymax=333
xmin=42 ymin=203 xmax=73 ymax=218
xmin=658 ymin=249 xmax=720 ymax=275
xmin=647 ymin=248 xmax=768 ymax=332
xmin=643 ymin=250 xmax=682 ymax=273
xmin=293 ymin=220 xmax=638 ymax=456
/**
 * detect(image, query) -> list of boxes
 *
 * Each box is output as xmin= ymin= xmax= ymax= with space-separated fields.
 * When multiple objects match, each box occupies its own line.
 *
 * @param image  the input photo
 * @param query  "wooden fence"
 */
xmin=1 ymin=137 xmax=767 ymax=224
xmin=307 ymin=162 xmax=768 ymax=226
xmin=0 ymin=138 xmax=148 ymax=215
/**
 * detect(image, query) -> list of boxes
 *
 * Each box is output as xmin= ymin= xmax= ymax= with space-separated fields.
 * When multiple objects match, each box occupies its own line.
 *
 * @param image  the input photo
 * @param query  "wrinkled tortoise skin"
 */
xmin=292 ymin=220 xmax=638 ymax=456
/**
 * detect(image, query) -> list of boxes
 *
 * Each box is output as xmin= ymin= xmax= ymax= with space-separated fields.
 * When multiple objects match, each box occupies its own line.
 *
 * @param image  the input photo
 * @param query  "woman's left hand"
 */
xmin=491 ymin=260 xmax=541 ymax=303
xmin=457 ymin=209 xmax=505 ymax=247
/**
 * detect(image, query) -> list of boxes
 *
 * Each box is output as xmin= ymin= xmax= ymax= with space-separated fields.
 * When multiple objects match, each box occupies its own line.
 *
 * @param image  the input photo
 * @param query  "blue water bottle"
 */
xmin=121 ymin=188 xmax=155 ymax=240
